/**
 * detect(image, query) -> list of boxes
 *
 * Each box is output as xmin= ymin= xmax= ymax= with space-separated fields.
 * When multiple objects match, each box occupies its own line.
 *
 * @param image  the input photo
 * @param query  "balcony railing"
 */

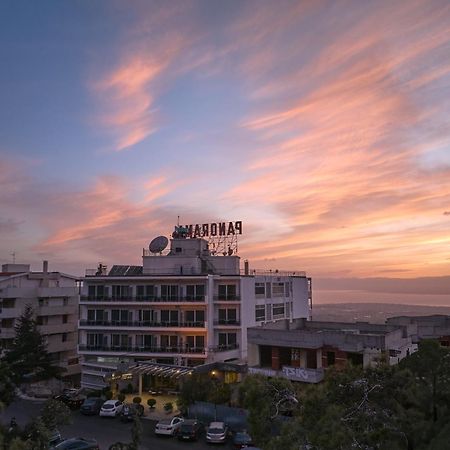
xmin=213 ymin=295 xmax=240 ymax=301
xmin=80 ymin=296 xmax=205 ymax=303
xmin=210 ymin=343 xmax=239 ymax=352
xmin=214 ymin=320 xmax=241 ymax=326
xmin=78 ymin=345 xmax=206 ymax=354
xmin=79 ymin=320 xmax=206 ymax=328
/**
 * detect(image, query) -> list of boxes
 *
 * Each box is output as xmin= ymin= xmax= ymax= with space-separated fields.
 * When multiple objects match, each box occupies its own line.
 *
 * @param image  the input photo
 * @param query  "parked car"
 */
xmin=206 ymin=421 xmax=229 ymax=444
xmin=99 ymin=399 xmax=123 ymax=417
xmin=53 ymin=392 xmax=85 ymax=410
xmin=154 ymin=416 xmax=184 ymax=436
xmin=177 ymin=419 xmax=205 ymax=441
xmin=54 ymin=437 xmax=99 ymax=449
xmin=80 ymin=397 xmax=103 ymax=415
xmin=120 ymin=403 xmax=144 ymax=422
xmin=48 ymin=429 xmax=64 ymax=448
xmin=232 ymin=430 xmax=254 ymax=448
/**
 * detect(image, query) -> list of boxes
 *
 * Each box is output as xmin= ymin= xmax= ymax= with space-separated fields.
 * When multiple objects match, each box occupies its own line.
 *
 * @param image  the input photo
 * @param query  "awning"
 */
xmin=127 ymin=362 xmax=194 ymax=379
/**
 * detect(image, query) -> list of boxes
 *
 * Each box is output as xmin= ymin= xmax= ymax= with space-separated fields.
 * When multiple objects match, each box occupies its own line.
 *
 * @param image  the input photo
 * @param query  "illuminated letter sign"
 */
xmin=177 ymin=221 xmax=243 ymax=238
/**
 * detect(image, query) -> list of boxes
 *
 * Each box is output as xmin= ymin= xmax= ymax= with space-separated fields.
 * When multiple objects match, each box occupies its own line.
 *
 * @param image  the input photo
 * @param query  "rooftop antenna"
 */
xmin=177 ymin=215 xmax=180 ymax=227
xmin=11 ymin=251 xmax=16 ymax=263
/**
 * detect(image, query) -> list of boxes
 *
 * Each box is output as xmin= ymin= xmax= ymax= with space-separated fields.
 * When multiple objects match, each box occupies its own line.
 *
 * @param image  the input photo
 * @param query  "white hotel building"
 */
xmin=79 ymin=231 xmax=312 ymax=389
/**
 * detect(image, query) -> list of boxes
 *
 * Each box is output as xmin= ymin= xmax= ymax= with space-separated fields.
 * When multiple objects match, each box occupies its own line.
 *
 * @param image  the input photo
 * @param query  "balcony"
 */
xmin=210 ymin=343 xmax=239 ymax=352
xmin=213 ymin=320 xmax=241 ymax=326
xmin=213 ymin=295 xmax=240 ymax=302
xmin=79 ymin=296 xmax=206 ymax=303
xmin=79 ymin=320 xmax=206 ymax=329
xmin=78 ymin=345 xmax=206 ymax=354
xmin=38 ymin=323 xmax=76 ymax=335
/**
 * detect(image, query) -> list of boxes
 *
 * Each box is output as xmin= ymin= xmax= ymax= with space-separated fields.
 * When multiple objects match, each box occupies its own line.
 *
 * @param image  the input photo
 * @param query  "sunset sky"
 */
xmin=1 ymin=0 xmax=450 ymax=281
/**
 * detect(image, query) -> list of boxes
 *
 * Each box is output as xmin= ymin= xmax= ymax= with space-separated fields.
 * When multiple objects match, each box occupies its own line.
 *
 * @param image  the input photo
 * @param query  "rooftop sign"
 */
xmin=173 ymin=221 xmax=242 ymax=238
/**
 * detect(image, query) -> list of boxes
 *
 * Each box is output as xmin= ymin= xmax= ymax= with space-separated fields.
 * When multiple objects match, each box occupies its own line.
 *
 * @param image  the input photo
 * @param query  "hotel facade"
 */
xmin=79 ymin=230 xmax=312 ymax=389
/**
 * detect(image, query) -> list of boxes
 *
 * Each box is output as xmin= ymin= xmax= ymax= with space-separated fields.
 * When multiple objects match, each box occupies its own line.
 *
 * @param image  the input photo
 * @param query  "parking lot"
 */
xmin=1 ymin=399 xmax=243 ymax=449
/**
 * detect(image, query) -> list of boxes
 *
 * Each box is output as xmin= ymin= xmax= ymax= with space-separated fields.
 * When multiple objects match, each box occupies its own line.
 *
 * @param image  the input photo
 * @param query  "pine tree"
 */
xmin=3 ymin=305 xmax=62 ymax=382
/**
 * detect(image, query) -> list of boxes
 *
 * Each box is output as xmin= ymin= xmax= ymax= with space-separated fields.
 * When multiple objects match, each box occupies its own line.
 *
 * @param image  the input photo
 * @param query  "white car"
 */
xmin=99 ymin=399 xmax=123 ymax=417
xmin=154 ymin=416 xmax=184 ymax=436
xmin=206 ymin=421 xmax=228 ymax=443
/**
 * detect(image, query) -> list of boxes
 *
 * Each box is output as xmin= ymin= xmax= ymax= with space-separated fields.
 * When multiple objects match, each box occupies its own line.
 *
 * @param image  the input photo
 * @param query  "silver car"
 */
xmin=206 ymin=421 xmax=228 ymax=444
xmin=154 ymin=416 xmax=184 ymax=436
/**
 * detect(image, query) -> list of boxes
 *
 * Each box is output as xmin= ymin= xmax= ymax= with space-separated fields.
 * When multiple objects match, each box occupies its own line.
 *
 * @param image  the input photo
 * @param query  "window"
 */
xmin=87 ymin=333 xmax=105 ymax=348
xmin=112 ymin=285 xmax=130 ymax=299
xmin=88 ymin=285 xmax=109 ymax=299
xmin=1 ymin=319 xmax=14 ymax=328
xmin=186 ymin=284 xmax=205 ymax=300
xmin=136 ymin=334 xmax=154 ymax=348
xmin=37 ymin=316 xmax=48 ymax=325
xmin=38 ymin=298 xmax=49 ymax=307
xmin=185 ymin=335 xmax=204 ymax=350
xmin=136 ymin=285 xmax=155 ymax=299
xmin=111 ymin=310 xmax=131 ymax=325
xmin=272 ymin=282 xmax=285 ymax=297
xmin=218 ymin=284 xmax=237 ymax=300
xmin=255 ymin=283 xmax=265 ymax=297
xmin=62 ymin=315 xmax=68 ymax=324
xmin=2 ymin=299 xmax=15 ymax=308
xmin=161 ymin=285 xmax=179 ymax=301
xmin=185 ymin=310 xmax=205 ymax=324
xmin=327 ymin=351 xmax=335 ymax=366
xmin=218 ymin=332 xmax=237 ymax=349
xmin=87 ymin=309 xmax=106 ymax=323
xmin=285 ymin=282 xmax=290 ymax=297
xmin=160 ymin=335 xmax=178 ymax=348
xmin=63 ymin=298 xmax=68 ymax=306
xmin=161 ymin=310 xmax=179 ymax=324
xmin=272 ymin=303 xmax=285 ymax=318
xmin=111 ymin=334 xmax=129 ymax=348
xmin=218 ymin=308 xmax=238 ymax=324
xmin=266 ymin=304 xmax=272 ymax=321
xmin=62 ymin=333 xmax=68 ymax=342
xmin=255 ymin=305 xmax=265 ymax=322
xmin=138 ymin=309 xmax=154 ymax=324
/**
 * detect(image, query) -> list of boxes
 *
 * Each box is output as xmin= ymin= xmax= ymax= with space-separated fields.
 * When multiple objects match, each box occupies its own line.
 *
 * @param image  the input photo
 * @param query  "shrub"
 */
xmin=164 ymin=402 xmax=173 ymax=413
xmin=87 ymin=390 xmax=102 ymax=398
xmin=132 ymin=396 xmax=142 ymax=404
xmin=118 ymin=393 xmax=126 ymax=402
xmin=147 ymin=398 xmax=156 ymax=409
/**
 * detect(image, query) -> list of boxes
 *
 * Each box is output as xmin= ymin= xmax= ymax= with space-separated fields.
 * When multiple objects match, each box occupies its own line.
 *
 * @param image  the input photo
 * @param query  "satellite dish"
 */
xmin=149 ymin=236 xmax=169 ymax=254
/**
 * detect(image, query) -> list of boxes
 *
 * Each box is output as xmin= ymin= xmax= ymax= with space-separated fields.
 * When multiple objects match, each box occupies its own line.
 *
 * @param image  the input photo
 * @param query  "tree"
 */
xmin=239 ymin=374 xmax=298 ymax=445
xmin=2 ymin=305 xmax=62 ymax=382
xmin=0 ymin=360 xmax=16 ymax=406
xmin=40 ymin=399 xmax=72 ymax=431
xmin=400 ymin=340 xmax=450 ymax=423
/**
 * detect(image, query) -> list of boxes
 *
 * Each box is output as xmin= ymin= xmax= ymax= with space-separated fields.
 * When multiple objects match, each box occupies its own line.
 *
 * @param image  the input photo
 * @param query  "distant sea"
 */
xmin=314 ymin=289 xmax=450 ymax=307
xmin=312 ymin=289 xmax=450 ymax=323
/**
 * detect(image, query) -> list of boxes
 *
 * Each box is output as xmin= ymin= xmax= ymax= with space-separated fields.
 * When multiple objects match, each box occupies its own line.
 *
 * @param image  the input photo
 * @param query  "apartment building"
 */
xmin=387 ymin=315 xmax=450 ymax=346
xmin=79 ymin=232 xmax=312 ymax=389
xmin=247 ymin=318 xmax=416 ymax=383
xmin=0 ymin=261 xmax=80 ymax=380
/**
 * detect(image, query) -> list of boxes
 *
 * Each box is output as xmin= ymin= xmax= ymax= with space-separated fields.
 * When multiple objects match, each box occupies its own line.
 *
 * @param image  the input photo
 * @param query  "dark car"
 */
xmin=120 ymin=403 xmax=144 ymax=422
xmin=232 ymin=430 xmax=254 ymax=448
xmin=53 ymin=393 xmax=85 ymax=410
xmin=54 ymin=437 xmax=99 ymax=449
xmin=48 ymin=429 xmax=64 ymax=447
xmin=80 ymin=397 xmax=103 ymax=415
xmin=177 ymin=419 xmax=205 ymax=441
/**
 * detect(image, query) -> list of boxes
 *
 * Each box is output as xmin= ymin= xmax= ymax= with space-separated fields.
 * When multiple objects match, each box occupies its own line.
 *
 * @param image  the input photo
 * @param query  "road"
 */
xmin=0 ymin=399 xmax=236 ymax=449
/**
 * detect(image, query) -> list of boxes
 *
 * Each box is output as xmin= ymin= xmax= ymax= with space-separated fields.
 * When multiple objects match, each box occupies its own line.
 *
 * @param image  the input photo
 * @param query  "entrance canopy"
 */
xmin=128 ymin=362 xmax=194 ymax=379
